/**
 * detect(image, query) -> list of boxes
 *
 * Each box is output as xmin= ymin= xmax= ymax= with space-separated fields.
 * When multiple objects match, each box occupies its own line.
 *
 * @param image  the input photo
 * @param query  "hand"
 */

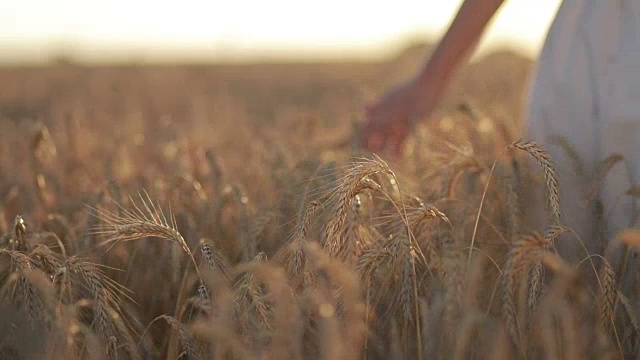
xmin=359 ymin=78 xmax=437 ymax=157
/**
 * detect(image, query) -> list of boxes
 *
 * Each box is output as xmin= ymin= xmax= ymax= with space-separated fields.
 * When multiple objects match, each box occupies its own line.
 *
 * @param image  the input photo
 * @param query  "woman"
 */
xmin=360 ymin=0 xmax=639 ymax=260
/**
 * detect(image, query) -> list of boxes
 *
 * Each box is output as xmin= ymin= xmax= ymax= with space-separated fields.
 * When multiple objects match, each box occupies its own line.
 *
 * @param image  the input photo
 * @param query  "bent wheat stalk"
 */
xmin=508 ymin=140 xmax=560 ymax=225
xmin=90 ymin=191 xmax=202 ymax=283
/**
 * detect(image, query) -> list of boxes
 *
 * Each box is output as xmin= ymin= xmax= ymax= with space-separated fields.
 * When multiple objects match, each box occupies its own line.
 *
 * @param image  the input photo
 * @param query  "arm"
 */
xmin=360 ymin=0 xmax=506 ymax=155
xmin=415 ymin=0 xmax=506 ymax=94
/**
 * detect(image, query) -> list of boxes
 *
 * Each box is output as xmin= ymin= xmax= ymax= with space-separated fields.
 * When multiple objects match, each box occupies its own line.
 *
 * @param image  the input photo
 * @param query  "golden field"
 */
xmin=0 ymin=44 xmax=636 ymax=359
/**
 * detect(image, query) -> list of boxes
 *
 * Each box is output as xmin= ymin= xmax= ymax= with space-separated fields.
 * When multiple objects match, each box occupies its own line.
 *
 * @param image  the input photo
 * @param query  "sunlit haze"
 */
xmin=1 ymin=0 xmax=562 ymax=64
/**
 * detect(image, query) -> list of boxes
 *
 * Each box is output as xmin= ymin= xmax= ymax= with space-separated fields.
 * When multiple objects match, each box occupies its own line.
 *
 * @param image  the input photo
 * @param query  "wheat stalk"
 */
xmin=234 ymin=252 xmax=272 ymax=346
xmin=598 ymin=258 xmax=617 ymax=331
xmin=584 ymin=153 xmax=625 ymax=205
xmin=502 ymin=232 xmax=552 ymax=350
xmin=0 ymin=249 xmax=48 ymax=324
xmin=323 ymin=156 xmax=392 ymax=260
xmin=199 ymin=239 xmax=231 ymax=280
xmin=91 ymin=191 xmax=202 ymax=282
xmin=49 ymin=254 xmax=138 ymax=359
xmin=508 ymin=140 xmax=560 ymax=225
xmin=274 ymin=200 xmax=322 ymax=290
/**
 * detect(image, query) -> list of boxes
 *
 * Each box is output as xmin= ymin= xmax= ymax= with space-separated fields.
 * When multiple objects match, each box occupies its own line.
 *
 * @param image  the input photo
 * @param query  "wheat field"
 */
xmin=0 ymin=45 xmax=638 ymax=359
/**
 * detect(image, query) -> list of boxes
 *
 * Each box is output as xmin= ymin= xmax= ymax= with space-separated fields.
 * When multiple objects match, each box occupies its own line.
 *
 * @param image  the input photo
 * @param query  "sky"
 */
xmin=0 ymin=0 xmax=562 ymax=64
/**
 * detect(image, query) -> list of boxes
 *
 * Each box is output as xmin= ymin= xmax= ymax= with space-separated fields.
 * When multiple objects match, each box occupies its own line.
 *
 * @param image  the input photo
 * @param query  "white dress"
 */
xmin=523 ymin=0 xmax=640 ymax=259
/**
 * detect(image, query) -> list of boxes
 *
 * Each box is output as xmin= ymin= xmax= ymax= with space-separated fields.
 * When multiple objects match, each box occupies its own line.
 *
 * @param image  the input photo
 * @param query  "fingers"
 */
xmin=359 ymin=104 xmax=380 ymax=150
xmin=359 ymin=121 xmax=407 ymax=158
xmin=359 ymin=120 xmax=385 ymax=153
xmin=359 ymin=98 xmax=411 ymax=157
xmin=358 ymin=118 xmax=373 ymax=149
xmin=390 ymin=133 xmax=408 ymax=158
xmin=386 ymin=112 xmax=410 ymax=156
xmin=367 ymin=135 xmax=386 ymax=153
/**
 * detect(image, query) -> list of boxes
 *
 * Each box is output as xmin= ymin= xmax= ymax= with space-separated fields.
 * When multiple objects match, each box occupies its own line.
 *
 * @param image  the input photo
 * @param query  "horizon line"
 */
xmin=0 ymin=35 xmax=538 ymax=66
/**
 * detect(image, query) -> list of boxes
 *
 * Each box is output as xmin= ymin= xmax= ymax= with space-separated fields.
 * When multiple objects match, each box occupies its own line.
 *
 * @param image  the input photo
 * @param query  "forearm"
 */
xmin=416 ymin=0 xmax=506 ymax=89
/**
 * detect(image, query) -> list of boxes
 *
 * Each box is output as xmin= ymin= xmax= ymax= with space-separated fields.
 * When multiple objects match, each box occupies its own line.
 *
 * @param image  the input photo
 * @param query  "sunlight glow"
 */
xmin=0 ymin=0 xmax=562 ymax=63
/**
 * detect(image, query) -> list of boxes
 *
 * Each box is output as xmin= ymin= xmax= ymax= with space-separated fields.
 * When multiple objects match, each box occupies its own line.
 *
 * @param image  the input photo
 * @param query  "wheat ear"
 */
xmin=91 ymin=191 xmax=201 ymax=282
xmin=508 ymin=140 xmax=560 ymax=225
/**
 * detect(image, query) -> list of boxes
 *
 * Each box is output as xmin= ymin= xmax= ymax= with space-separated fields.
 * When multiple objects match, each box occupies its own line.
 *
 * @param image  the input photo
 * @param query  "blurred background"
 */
xmin=2 ymin=0 xmax=561 ymax=64
xmin=0 ymin=0 xmax=564 ymax=205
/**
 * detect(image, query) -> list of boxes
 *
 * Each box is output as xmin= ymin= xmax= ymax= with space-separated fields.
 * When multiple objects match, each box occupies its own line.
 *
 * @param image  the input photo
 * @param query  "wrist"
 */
xmin=414 ymin=58 xmax=448 ymax=93
xmin=408 ymin=74 xmax=440 ymax=121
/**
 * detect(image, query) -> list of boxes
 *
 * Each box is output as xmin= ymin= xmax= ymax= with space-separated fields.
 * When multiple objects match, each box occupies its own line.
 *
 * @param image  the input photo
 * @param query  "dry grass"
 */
xmin=0 ymin=46 xmax=638 ymax=359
